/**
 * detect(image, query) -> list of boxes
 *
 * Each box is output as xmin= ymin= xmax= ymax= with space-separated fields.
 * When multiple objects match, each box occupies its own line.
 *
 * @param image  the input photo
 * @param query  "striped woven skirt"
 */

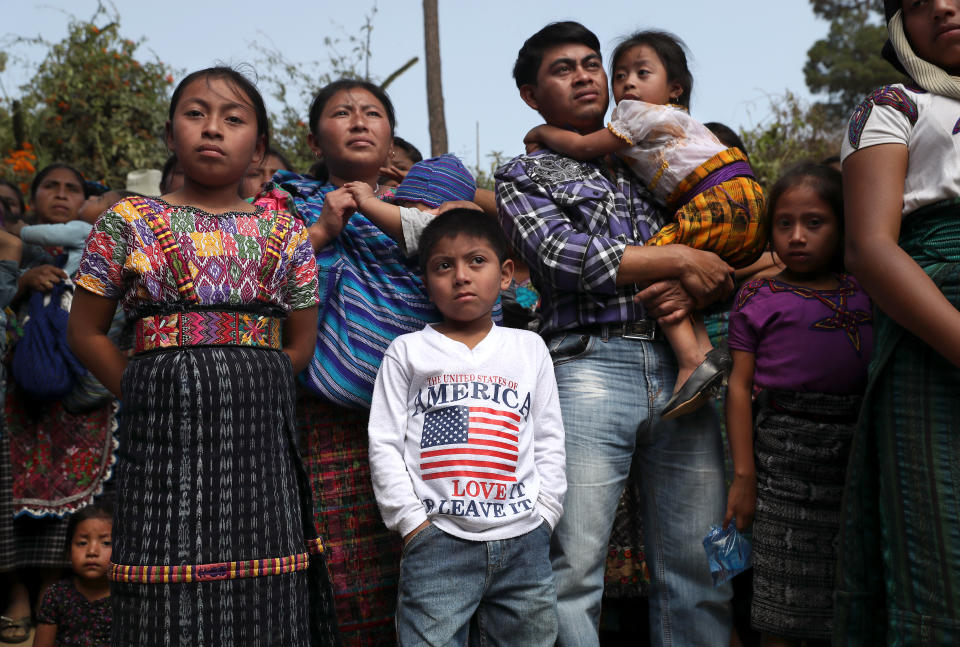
xmin=836 ymin=207 xmax=960 ymax=645
xmin=111 ymin=346 xmax=338 ymax=646
xmin=751 ymin=389 xmax=860 ymax=640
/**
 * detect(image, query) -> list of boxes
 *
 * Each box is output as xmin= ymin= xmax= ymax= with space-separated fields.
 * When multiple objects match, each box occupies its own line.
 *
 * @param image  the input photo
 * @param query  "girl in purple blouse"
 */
xmin=723 ymin=163 xmax=874 ymax=644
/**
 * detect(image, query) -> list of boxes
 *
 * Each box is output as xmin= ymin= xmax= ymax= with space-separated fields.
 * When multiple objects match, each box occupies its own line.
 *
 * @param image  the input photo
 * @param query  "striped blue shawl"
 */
xmin=277 ymin=171 xmax=441 ymax=408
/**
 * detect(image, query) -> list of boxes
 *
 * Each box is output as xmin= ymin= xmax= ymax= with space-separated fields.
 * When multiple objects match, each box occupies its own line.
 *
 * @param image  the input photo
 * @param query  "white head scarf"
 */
xmin=888 ymin=9 xmax=960 ymax=100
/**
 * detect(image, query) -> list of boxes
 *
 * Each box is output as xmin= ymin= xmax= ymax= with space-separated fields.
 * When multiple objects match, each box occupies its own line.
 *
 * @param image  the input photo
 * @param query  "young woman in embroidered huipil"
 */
xmin=67 ymin=68 xmax=339 ymax=646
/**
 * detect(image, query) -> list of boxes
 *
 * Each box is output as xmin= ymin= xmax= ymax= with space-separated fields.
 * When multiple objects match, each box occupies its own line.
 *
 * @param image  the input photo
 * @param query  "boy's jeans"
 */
xmin=396 ymin=521 xmax=558 ymax=646
xmin=547 ymin=332 xmax=732 ymax=647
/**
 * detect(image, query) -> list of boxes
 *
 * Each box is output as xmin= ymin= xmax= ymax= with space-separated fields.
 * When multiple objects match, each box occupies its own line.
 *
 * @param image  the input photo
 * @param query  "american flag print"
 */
xmin=420 ymin=405 xmax=522 ymax=482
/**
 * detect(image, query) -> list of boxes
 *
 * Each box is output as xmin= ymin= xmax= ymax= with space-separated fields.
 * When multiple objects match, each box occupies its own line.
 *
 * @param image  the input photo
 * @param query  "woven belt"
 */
xmin=574 ymin=319 xmax=659 ymax=341
xmin=134 ymin=311 xmax=283 ymax=353
xmin=109 ymin=537 xmax=324 ymax=584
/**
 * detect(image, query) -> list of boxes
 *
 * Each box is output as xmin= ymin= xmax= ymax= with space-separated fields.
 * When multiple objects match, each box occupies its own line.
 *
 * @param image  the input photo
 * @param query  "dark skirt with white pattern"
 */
xmin=111 ymin=346 xmax=339 ymax=646
xmin=750 ymin=389 xmax=860 ymax=640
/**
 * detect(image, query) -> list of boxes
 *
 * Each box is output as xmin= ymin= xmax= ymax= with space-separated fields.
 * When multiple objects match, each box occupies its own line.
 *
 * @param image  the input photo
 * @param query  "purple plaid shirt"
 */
xmin=495 ymin=150 xmax=666 ymax=336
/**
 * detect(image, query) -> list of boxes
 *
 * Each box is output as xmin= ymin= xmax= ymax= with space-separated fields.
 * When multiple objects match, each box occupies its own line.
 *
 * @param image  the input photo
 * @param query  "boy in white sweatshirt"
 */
xmin=368 ymin=208 xmax=566 ymax=646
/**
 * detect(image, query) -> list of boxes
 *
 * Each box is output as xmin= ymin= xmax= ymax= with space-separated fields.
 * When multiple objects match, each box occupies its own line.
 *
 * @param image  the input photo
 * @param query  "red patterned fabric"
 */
xmin=6 ymin=391 xmax=116 ymax=518
xmin=298 ymin=391 xmax=400 ymax=646
xmin=134 ymin=311 xmax=283 ymax=352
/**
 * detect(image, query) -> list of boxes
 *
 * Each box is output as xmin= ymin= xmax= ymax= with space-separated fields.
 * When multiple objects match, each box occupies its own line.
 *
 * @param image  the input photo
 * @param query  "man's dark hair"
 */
xmin=512 ymin=21 xmax=601 ymax=89
xmin=418 ymin=209 xmax=508 ymax=275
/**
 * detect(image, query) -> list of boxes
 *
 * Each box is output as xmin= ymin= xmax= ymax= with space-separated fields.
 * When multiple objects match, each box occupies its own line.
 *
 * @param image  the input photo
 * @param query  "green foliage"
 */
xmin=809 ymin=0 xmax=883 ymax=20
xmin=252 ymin=3 xmax=418 ymax=173
xmin=739 ymin=92 xmax=843 ymax=190
xmin=2 ymin=6 xmax=174 ymax=187
xmin=804 ymin=0 xmax=905 ymax=125
xmin=472 ymin=151 xmax=507 ymax=191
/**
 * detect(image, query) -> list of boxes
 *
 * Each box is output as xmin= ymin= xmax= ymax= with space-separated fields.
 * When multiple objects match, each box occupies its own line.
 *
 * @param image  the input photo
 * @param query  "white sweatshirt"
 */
xmin=368 ymin=324 xmax=566 ymax=541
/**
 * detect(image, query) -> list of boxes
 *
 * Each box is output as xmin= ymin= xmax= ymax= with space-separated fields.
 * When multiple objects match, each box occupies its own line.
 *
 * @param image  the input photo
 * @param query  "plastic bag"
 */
xmin=702 ymin=522 xmax=753 ymax=586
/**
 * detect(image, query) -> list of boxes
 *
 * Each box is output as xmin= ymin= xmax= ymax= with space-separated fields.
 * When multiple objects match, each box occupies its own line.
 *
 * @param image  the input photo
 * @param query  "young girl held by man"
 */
xmin=524 ymin=30 xmax=766 ymax=419
xmin=67 ymin=67 xmax=338 ymax=646
xmin=723 ymin=163 xmax=873 ymax=645
xmin=34 ymin=500 xmax=113 ymax=647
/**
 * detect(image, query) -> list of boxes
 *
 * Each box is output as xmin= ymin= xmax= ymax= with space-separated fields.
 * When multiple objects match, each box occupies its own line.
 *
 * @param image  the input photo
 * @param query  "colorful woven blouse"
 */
xmin=75 ymin=190 xmax=319 ymax=315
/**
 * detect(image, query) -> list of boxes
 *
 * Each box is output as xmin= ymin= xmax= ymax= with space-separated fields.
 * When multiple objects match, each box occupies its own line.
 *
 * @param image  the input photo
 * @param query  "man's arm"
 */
xmin=495 ymin=156 xmax=732 ymax=311
xmin=620 ymin=245 xmax=733 ymax=310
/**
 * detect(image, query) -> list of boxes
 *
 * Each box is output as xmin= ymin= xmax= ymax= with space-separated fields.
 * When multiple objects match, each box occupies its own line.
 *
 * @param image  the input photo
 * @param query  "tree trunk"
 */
xmin=423 ymin=0 xmax=448 ymax=156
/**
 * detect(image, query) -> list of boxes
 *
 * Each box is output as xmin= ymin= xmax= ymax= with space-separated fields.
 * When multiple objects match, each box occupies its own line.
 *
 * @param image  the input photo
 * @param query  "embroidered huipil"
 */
xmin=75 ymin=190 xmax=318 ymax=315
xmin=494 ymin=150 xmax=665 ymax=335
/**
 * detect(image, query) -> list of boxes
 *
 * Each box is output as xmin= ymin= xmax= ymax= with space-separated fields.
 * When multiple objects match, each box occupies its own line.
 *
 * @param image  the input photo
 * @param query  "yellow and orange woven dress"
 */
xmin=609 ymin=100 xmax=766 ymax=268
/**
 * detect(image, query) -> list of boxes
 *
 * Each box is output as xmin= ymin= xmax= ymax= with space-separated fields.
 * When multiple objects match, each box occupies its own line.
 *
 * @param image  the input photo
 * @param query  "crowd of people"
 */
xmin=0 ymin=1 xmax=958 ymax=645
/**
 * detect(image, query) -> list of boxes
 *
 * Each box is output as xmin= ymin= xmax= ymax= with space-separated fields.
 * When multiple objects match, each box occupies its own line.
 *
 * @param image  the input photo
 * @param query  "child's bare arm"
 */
xmin=282 ymin=306 xmax=319 ymax=374
xmin=66 ymin=288 xmax=126 ymax=398
xmin=724 ymin=349 xmax=757 ymax=531
xmin=343 ymin=181 xmax=404 ymax=242
xmin=523 ymin=124 xmax=624 ymax=160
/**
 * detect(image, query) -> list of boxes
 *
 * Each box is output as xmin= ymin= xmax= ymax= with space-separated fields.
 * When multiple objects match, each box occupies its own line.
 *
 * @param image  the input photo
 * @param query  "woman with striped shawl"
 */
xmin=837 ymin=0 xmax=960 ymax=643
xmin=275 ymin=80 xmax=441 ymax=646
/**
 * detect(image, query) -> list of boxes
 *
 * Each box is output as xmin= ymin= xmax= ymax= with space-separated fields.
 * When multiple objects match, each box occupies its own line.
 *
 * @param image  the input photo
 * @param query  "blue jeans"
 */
xmin=547 ymin=332 xmax=731 ymax=647
xmin=396 ymin=522 xmax=558 ymax=646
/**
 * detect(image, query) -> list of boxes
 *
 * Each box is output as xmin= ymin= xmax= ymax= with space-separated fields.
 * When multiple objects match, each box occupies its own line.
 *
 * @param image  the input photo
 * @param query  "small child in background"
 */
xmin=241 ymin=146 xmax=292 ymax=199
xmin=344 ymin=153 xmax=477 ymax=256
xmin=368 ymin=209 xmax=566 ymax=646
xmin=379 ymin=136 xmax=423 ymax=187
xmin=524 ymin=30 xmax=767 ymax=419
xmin=33 ymin=499 xmax=113 ymax=647
xmin=9 ymin=189 xmax=136 ymax=276
xmin=724 ymin=163 xmax=872 ymax=644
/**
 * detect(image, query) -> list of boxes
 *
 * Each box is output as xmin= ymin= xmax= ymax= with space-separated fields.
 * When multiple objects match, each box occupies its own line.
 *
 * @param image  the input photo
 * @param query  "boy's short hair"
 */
xmin=394 ymin=154 xmax=476 ymax=208
xmin=418 ymin=208 xmax=508 ymax=275
xmin=513 ymin=21 xmax=601 ymax=89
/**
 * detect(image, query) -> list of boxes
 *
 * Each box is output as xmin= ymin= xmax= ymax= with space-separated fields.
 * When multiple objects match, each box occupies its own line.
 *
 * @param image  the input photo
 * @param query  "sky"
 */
xmin=3 ymin=1 xmax=832 ymax=172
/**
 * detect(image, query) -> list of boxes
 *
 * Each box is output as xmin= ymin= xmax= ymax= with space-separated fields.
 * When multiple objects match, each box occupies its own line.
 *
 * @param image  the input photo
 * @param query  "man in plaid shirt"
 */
xmin=495 ymin=21 xmax=733 ymax=647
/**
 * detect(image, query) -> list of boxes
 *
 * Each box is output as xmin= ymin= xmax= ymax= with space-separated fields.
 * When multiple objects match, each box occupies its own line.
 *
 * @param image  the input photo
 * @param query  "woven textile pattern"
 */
xmin=75 ymin=191 xmax=318 ymax=316
xmin=298 ymin=392 xmax=400 ymax=646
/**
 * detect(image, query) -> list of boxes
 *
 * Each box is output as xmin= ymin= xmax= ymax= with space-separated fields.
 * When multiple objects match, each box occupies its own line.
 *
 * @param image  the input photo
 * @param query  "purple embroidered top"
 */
xmin=728 ymin=274 xmax=874 ymax=395
xmin=495 ymin=150 xmax=665 ymax=335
